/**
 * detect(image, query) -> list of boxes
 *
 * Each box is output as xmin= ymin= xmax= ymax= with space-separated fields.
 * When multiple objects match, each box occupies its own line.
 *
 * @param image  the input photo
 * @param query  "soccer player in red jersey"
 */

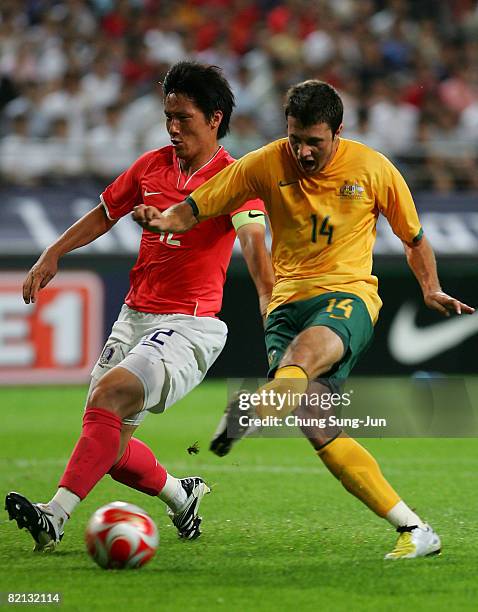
xmin=6 ymin=62 xmax=274 ymax=550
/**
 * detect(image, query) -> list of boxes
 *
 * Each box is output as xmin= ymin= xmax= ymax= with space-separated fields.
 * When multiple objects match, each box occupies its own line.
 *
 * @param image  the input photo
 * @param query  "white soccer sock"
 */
xmin=158 ymin=474 xmax=187 ymax=513
xmin=386 ymin=500 xmax=426 ymax=529
xmin=50 ymin=487 xmax=81 ymax=518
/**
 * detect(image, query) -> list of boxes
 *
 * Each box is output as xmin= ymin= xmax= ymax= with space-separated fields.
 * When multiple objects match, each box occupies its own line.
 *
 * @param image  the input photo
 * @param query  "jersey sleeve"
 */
xmin=187 ymin=148 xmax=266 ymax=221
xmin=376 ymin=155 xmax=423 ymax=244
xmin=100 ymin=152 xmax=151 ymax=220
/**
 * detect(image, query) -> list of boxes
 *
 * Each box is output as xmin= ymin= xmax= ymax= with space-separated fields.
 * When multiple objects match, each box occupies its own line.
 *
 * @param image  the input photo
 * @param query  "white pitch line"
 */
xmin=1 ymin=457 xmax=477 ymax=477
xmin=0 ymin=457 xmax=325 ymax=475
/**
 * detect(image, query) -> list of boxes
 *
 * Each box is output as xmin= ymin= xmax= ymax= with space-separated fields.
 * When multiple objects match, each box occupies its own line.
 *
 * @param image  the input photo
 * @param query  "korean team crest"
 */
xmin=99 ymin=345 xmax=116 ymax=366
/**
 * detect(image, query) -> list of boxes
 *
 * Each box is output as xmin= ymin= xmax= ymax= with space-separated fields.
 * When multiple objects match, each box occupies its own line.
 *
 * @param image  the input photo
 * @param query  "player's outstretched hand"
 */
xmin=23 ymin=249 xmax=59 ymax=304
xmin=424 ymin=290 xmax=475 ymax=317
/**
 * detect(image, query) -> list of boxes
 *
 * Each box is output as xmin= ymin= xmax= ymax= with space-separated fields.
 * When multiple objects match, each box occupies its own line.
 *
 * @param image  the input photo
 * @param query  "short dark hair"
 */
xmin=285 ymin=80 xmax=343 ymax=135
xmin=162 ymin=61 xmax=235 ymax=139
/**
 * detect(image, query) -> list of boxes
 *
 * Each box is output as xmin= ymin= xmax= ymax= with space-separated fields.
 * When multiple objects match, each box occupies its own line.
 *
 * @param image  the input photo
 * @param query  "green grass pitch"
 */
xmin=0 ymin=382 xmax=477 ymax=611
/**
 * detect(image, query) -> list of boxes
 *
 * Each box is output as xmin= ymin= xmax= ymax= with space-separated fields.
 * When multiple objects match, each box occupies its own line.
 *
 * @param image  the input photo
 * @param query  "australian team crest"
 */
xmin=268 ymin=349 xmax=277 ymax=366
xmin=338 ymin=181 xmax=365 ymax=199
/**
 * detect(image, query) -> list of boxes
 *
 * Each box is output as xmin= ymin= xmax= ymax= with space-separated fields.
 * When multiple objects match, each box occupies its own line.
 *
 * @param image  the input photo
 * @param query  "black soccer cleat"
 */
xmin=210 ymin=391 xmax=257 ymax=457
xmin=167 ymin=477 xmax=210 ymax=540
xmin=5 ymin=492 xmax=63 ymax=552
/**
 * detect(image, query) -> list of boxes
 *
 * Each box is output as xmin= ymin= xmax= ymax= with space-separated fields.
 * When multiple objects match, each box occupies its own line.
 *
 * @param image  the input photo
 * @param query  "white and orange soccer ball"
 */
xmin=85 ymin=501 xmax=158 ymax=569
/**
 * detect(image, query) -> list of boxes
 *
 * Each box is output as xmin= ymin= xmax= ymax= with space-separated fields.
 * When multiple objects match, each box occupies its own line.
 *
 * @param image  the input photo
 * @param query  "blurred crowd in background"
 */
xmin=1 ymin=0 xmax=478 ymax=192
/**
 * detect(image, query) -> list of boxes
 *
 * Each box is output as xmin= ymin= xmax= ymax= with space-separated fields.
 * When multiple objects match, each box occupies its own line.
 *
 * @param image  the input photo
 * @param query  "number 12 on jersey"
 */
xmin=159 ymin=232 xmax=181 ymax=246
xmin=310 ymin=214 xmax=333 ymax=244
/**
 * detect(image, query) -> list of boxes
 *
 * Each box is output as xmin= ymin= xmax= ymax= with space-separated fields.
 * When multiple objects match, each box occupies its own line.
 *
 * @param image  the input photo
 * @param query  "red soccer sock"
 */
xmin=109 ymin=438 xmax=167 ymax=496
xmin=59 ymin=407 xmax=122 ymax=500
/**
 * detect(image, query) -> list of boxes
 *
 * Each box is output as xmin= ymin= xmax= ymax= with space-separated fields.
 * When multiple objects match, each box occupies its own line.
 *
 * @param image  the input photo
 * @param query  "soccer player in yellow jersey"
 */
xmin=133 ymin=80 xmax=475 ymax=559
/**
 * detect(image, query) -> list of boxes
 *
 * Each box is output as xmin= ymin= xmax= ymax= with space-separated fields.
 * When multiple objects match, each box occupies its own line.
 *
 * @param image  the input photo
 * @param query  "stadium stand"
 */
xmin=1 ymin=0 xmax=478 ymax=191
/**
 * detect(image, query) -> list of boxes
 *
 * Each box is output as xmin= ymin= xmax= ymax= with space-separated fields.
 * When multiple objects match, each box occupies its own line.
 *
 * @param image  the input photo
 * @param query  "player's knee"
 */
xmin=87 ymin=380 xmax=124 ymax=415
xmin=282 ymin=327 xmax=344 ymax=378
xmin=87 ymin=375 xmax=143 ymax=418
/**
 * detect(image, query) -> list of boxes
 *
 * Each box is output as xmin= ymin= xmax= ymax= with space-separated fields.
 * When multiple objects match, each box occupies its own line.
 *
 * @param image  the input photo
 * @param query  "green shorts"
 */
xmin=264 ymin=292 xmax=374 ymax=383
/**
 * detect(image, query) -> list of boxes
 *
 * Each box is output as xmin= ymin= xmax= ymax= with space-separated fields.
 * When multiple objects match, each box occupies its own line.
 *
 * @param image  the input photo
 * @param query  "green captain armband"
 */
xmin=413 ymin=228 xmax=424 ymax=243
xmin=232 ymin=210 xmax=266 ymax=231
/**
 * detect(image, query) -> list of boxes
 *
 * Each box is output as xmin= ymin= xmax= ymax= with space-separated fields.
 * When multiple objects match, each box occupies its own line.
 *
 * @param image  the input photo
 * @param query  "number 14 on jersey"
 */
xmin=310 ymin=214 xmax=334 ymax=245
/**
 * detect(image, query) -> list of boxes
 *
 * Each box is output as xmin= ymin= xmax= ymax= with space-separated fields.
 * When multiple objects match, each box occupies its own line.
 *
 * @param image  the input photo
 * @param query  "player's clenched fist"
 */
xmin=132 ymin=204 xmax=160 ymax=224
xmin=132 ymin=204 xmax=164 ymax=233
xmin=23 ymin=250 xmax=59 ymax=304
xmin=132 ymin=203 xmax=197 ymax=234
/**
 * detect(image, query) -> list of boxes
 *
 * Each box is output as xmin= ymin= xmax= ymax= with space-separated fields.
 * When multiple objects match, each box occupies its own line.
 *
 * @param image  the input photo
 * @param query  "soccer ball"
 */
xmin=85 ymin=501 xmax=158 ymax=569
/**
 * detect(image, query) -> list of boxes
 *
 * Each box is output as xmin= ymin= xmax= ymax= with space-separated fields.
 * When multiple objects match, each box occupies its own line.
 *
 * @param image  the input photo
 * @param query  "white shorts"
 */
xmin=89 ymin=305 xmax=228 ymax=426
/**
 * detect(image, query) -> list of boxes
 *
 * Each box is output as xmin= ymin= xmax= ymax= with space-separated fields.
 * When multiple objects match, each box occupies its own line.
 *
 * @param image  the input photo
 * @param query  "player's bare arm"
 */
xmin=132 ymin=201 xmax=197 ymax=234
xmin=404 ymin=235 xmax=475 ymax=316
xmin=23 ymin=204 xmax=116 ymax=304
xmin=236 ymin=223 xmax=274 ymax=321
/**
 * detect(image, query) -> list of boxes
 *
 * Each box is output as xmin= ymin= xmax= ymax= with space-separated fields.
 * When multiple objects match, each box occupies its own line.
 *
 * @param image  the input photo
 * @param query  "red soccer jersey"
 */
xmin=101 ymin=145 xmax=264 ymax=317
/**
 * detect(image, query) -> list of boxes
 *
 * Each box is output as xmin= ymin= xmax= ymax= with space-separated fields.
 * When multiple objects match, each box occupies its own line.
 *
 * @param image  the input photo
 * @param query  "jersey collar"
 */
xmin=174 ymin=145 xmax=225 ymax=190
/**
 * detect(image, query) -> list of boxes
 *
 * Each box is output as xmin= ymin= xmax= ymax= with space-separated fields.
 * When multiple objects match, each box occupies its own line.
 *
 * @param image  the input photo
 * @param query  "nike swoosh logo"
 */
xmin=388 ymin=302 xmax=478 ymax=364
xmin=144 ymin=190 xmax=163 ymax=196
xmin=248 ymin=212 xmax=264 ymax=218
xmin=278 ymin=180 xmax=299 ymax=187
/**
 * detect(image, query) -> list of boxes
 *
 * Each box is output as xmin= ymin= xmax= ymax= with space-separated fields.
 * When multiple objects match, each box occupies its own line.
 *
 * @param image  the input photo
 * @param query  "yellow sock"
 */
xmin=255 ymin=366 xmax=308 ymax=419
xmin=275 ymin=365 xmax=308 ymax=381
xmin=318 ymin=434 xmax=400 ymax=517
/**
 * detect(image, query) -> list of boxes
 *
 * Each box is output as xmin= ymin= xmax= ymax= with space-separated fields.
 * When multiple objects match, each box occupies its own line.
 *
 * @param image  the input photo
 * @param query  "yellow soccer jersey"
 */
xmin=187 ymin=138 xmax=423 ymax=323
